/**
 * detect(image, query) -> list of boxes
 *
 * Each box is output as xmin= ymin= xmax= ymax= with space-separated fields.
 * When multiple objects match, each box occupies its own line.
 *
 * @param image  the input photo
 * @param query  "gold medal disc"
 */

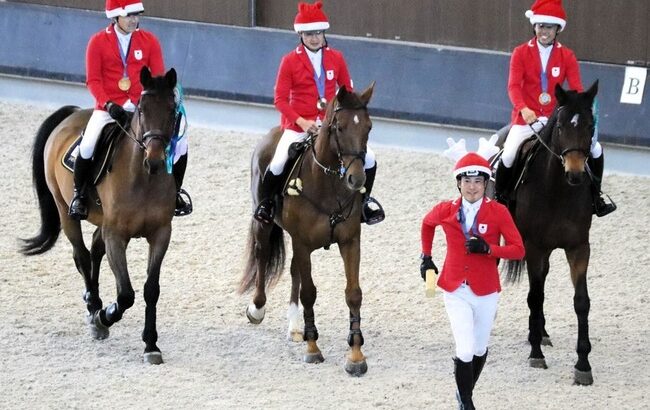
xmin=316 ymin=97 xmax=327 ymax=111
xmin=118 ymin=77 xmax=131 ymax=91
xmin=538 ymin=92 xmax=551 ymax=105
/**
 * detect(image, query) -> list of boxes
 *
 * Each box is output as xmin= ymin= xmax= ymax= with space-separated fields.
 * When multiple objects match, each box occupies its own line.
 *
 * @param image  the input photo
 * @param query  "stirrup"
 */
xmin=174 ymin=188 xmax=193 ymax=217
xmin=68 ymin=195 xmax=88 ymax=221
xmin=362 ymin=197 xmax=385 ymax=225
xmin=254 ymin=200 xmax=275 ymax=224
xmin=594 ymin=193 xmax=616 ymax=217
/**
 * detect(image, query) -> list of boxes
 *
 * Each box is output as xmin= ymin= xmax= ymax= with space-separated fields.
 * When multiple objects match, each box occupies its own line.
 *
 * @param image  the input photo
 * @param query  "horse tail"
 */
xmin=504 ymin=258 xmax=526 ymax=284
xmin=21 ymin=105 xmax=79 ymax=256
xmin=239 ymin=220 xmax=286 ymax=294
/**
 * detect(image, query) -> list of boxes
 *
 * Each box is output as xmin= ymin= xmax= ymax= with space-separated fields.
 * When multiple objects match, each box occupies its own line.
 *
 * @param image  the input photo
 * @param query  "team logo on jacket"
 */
xmin=551 ymin=67 xmax=560 ymax=77
xmin=326 ymin=70 xmax=334 ymax=80
xmin=134 ymin=50 xmax=143 ymax=60
xmin=478 ymin=224 xmax=488 ymax=234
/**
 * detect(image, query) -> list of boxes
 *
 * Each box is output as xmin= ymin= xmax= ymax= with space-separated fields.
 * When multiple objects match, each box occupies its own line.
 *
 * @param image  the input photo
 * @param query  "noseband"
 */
xmin=311 ymin=104 xmax=368 ymax=178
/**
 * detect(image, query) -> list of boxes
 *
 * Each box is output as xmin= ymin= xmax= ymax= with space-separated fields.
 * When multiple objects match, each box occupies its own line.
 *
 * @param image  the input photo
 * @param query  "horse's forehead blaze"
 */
xmin=570 ymin=113 xmax=579 ymax=127
xmin=353 ymin=115 xmax=359 ymax=125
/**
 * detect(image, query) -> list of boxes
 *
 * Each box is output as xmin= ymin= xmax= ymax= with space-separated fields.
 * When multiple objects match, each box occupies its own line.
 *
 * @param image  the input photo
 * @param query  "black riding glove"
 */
xmin=420 ymin=255 xmax=438 ymax=281
xmin=465 ymin=236 xmax=491 ymax=254
xmin=105 ymin=101 xmax=128 ymax=123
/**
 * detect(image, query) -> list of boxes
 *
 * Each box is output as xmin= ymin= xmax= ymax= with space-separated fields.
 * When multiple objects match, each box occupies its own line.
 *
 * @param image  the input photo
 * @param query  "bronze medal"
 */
xmin=118 ymin=77 xmax=131 ymax=91
xmin=538 ymin=92 xmax=551 ymax=105
xmin=316 ymin=97 xmax=327 ymax=111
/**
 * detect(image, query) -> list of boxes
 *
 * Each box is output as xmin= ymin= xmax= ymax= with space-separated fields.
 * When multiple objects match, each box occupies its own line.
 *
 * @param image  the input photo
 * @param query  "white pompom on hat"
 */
xmin=294 ymin=1 xmax=330 ymax=33
xmin=525 ymin=0 xmax=567 ymax=31
xmin=106 ymin=0 xmax=144 ymax=19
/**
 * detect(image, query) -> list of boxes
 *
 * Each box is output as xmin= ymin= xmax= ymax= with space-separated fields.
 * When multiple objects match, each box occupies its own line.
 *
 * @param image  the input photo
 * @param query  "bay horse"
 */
xmin=503 ymin=81 xmax=599 ymax=385
xmin=240 ymin=83 xmax=375 ymax=376
xmin=21 ymin=67 xmax=179 ymax=364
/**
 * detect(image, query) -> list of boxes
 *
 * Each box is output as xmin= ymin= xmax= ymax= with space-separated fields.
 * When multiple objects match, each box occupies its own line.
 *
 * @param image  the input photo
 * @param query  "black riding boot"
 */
xmin=254 ymin=169 xmax=283 ymax=224
xmin=494 ymin=160 xmax=513 ymax=205
xmin=472 ymin=349 xmax=488 ymax=388
xmin=361 ymin=164 xmax=385 ymax=225
xmin=588 ymin=155 xmax=616 ymax=217
xmin=454 ymin=358 xmax=476 ymax=410
xmin=173 ymin=153 xmax=193 ymax=216
xmin=68 ymin=156 xmax=93 ymax=220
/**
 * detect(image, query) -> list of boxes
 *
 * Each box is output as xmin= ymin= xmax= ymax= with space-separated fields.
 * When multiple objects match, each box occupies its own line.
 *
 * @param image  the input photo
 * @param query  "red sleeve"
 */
xmin=488 ymin=206 xmax=525 ymax=260
xmin=507 ymin=46 xmax=527 ymax=114
xmin=86 ymin=34 xmax=110 ymax=109
xmin=274 ymin=55 xmax=300 ymax=125
xmin=564 ymin=49 xmax=583 ymax=92
xmin=420 ymin=205 xmax=441 ymax=257
xmin=147 ymin=33 xmax=165 ymax=76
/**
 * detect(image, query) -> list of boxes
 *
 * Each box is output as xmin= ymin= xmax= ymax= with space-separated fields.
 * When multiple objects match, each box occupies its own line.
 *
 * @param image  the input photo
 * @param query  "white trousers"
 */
xmin=501 ymin=118 xmax=602 ymax=168
xmin=443 ymin=283 xmax=499 ymax=362
xmin=268 ymin=129 xmax=376 ymax=175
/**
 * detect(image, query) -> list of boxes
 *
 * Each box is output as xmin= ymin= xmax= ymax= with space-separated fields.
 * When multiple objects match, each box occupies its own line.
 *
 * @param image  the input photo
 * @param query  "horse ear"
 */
xmin=140 ymin=66 xmax=152 ymax=88
xmin=555 ymin=83 xmax=567 ymax=106
xmin=359 ymin=81 xmax=375 ymax=107
xmin=336 ymin=85 xmax=349 ymax=103
xmin=165 ymin=68 xmax=177 ymax=89
xmin=584 ymin=80 xmax=598 ymax=102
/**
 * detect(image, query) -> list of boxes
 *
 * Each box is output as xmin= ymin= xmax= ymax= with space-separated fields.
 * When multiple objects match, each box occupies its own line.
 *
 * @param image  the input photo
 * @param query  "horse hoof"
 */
xmin=303 ymin=352 xmax=324 ymax=364
xmin=143 ymin=351 xmax=164 ymax=365
xmin=288 ymin=330 xmax=303 ymax=342
xmin=86 ymin=312 xmax=109 ymax=340
xmin=574 ymin=369 xmax=593 ymax=385
xmin=246 ymin=304 xmax=265 ymax=324
xmin=541 ymin=336 xmax=553 ymax=346
xmin=528 ymin=357 xmax=548 ymax=369
xmin=345 ymin=359 xmax=368 ymax=377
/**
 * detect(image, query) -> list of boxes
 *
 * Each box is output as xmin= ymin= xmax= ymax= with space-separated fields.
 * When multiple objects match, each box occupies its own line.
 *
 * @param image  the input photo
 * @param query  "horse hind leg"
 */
xmin=85 ymin=228 xmax=108 ymax=340
xmin=286 ymin=257 xmax=303 ymax=342
xmin=526 ymin=246 xmax=552 ymax=369
xmin=566 ymin=245 xmax=593 ymax=385
xmin=292 ymin=245 xmax=323 ymax=364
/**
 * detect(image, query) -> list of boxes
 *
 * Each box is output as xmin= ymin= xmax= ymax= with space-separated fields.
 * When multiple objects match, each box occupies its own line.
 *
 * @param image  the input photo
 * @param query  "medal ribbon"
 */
xmin=313 ymin=57 xmax=326 ymax=101
xmin=116 ymin=33 xmax=131 ymax=79
xmin=457 ymin=203 xmax=479 ymax=240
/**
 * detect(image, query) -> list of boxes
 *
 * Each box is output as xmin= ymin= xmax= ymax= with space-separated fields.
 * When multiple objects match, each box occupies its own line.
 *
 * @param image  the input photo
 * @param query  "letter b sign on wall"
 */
xmin=620 ymin=66 xmax=647 ymax=105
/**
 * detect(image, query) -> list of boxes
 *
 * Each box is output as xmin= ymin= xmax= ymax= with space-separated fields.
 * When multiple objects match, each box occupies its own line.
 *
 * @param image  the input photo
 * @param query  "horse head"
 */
xmin=136 ymin=67 xmax=178 ymax=175
xmin=321 ymin=82 xmax=374 ymax=191
xmin=552 ymin=80 xmax=598 ymax=185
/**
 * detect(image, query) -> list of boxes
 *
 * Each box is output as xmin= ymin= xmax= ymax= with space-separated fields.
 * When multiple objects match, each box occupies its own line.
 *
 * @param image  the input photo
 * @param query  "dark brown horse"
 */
xmin=503 ymin=81 xmax=599 ymax=385
xmin=240 ymin=83 xmax=375 ymax=376
xmin=21 ymin=67 xmax=179 ymax=364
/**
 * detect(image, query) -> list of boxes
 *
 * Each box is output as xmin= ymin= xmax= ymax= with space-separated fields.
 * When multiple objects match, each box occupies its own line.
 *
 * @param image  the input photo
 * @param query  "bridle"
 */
xmin=311 ymin=104 xmax=368 ymax=179
xmin=528 ymin=106 xmax=592 ymax=166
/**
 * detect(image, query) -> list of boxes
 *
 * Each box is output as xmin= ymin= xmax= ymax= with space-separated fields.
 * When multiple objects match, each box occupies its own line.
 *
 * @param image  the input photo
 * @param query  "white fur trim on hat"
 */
xmin=294 ymin=21 xmax=330 ymax=33
xmin=124 ymin=3 xmax=144 ymax=15
xmin=453 ymin=165 xmax=492 ymax=178
xmin=526 ymin=10 xmax=566 ymax=31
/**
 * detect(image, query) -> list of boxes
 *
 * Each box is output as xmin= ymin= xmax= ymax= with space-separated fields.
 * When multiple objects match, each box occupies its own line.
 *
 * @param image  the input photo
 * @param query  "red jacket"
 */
xmin=86 ymin=24 xmax=165 ymax=110
xmin=508 ymin=38 xmax=582 ymax=125
xmin=274 ymin=44 xmax=353 ymax=132
xmin=421 ymin=197 xmax=524 ymax=296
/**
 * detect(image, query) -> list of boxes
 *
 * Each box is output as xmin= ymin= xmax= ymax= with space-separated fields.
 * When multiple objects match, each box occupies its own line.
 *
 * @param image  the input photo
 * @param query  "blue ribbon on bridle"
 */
xmin=165 ymin=84 xmax=187 ymax=174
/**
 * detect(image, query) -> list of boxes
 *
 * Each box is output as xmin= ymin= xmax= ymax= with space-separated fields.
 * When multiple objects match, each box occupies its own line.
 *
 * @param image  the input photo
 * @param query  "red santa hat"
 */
xmin=294 ymin=1 xmax=330 ymax=33
xmin=525 ymin=0 xmax=567 ymax=31
xmin=453 ymin=153 xmax=492 ymax=179
xmin=105 ymin=0 xmax=144 ymax=19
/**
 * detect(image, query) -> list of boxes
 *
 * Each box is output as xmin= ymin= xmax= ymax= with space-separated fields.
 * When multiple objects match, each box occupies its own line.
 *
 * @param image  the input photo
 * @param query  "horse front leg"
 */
xmin=526 ymin=243 xmax=552 ymax=369
xmin=339 ymin=238 xmax=367 ymax=376
xmin=141 ymin=225 xmax=171 ymax=365
xmin=293 ymin=244 xmax=323 ymax=364
xmin=287 ymin=256 xmax=303 ymax=342
xmin=246 ymin=223 xmax=274 ymax=324
xmin=566 ymin=244 xmax=593 ymax=385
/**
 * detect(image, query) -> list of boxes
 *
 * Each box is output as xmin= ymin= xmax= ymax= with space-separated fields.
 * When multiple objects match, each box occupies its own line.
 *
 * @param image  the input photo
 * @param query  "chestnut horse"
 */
xmin=240 ymin=84 xmax=375 ymax=376
xmin=503 ymin=81 xmax=599 ymax=385
xmin=21 ymin=67 xmax=179 ymax=364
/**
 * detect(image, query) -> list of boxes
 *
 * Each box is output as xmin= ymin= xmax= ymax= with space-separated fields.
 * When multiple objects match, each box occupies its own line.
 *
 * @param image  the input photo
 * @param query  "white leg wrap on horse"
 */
xmin=79 ymin=110 xmax=114 ymax=159
xmin=286 ymin=302 xmax=302 ymax=340
xmin=269 ymin=129 xmax=306 ymax=175
xmin=247 ymin=304 xmax=265 ymax=321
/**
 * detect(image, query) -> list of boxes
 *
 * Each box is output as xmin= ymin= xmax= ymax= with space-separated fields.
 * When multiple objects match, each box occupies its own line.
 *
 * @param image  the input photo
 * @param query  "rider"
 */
xmin=495 ymin=0 xmax=616 ymax=217
xmin=253 ymin=1 xmax=384 ymax=225
xmin=420 ymin=152 xmax=524 ymax=410
xmin=69 ymin=0 xmax=192 ymax=220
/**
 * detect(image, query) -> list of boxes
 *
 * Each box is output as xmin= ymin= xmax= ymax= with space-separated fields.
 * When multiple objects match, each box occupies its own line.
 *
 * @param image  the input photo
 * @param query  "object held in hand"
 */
xmin=425 ymin=269 xmax=437 ymax=298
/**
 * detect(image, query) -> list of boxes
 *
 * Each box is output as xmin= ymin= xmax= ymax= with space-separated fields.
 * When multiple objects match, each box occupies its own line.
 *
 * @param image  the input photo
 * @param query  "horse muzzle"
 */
xmin=562 ymin=150 xmax=588 ymax=186
xmin=345 ymin=170 xmax=366 ymax=191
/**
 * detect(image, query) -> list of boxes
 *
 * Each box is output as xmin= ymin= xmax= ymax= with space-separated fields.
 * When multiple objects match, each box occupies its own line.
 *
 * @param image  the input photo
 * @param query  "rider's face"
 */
xmin=116 ymin=14 xmax=140 ymax=34
xmin=300 ymin=31 xmax=326 ymax=51
xmin=534 ymin=23 xmax=559 ymax=46
xmin=458 ymin=176 xmax=487 ymax=203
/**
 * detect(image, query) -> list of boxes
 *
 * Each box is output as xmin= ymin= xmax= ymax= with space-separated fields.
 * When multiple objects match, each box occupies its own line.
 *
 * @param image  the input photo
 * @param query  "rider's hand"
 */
xmin=420 ymin=255 xmax=438 ymax=281
xmin=296 ymin=117 xmax=319 ymax=134
xmin=465 ymin=236 xmax=491 ymax=254
xmin=520 ymin=107 xmax=537 ymax=125
xmin=105 ymin=101 xmax=128 ymax=123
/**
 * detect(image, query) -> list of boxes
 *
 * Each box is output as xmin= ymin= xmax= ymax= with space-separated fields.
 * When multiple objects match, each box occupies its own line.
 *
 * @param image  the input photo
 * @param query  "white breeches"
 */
xmin=268 ymin=128 xmax=376 ymax=175
xmin=501 ymin=117 xmax=602 ymax=168
xmin=443 ymin=283 xmax=499 ymax=363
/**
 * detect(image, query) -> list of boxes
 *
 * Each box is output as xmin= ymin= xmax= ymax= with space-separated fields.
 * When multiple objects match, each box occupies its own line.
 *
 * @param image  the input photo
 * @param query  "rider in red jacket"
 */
xmin=420 ymin=152 xmax=524 ymax=409
xmin=254 ymin=1 xmax=384 ymax=226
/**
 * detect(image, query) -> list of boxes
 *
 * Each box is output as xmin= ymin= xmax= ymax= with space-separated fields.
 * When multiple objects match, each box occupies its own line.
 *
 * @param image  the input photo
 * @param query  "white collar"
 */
xmin=462 ymin=198 xmax=482 ymax=213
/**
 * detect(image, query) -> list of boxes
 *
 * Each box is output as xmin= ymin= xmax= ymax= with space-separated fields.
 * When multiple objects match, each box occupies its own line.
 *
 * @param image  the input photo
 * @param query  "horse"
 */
xmin=502 ymin=81 xmax=599 ymax=385
xmin=21 ymin=67 xmax=179 ymax=364
xmin=240 ymin=83 xmax=375 ymax=376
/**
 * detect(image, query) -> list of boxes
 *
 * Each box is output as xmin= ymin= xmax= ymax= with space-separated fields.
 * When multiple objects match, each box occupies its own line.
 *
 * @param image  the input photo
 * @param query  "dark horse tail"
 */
xmin=239 ymin=220 xmax=286 ymax=294
xmin=505 ymin=259 xmax=526 ymax=284
xmin=21 ymin=105 xmax=80 ymax=256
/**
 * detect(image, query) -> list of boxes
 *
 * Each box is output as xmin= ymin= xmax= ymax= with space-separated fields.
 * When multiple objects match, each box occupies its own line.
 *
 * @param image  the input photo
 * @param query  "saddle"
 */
xmin=62 ymin=119 xmax=129 ymax=186
xmin=492 ymin=135 xmax=542 ymax=209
